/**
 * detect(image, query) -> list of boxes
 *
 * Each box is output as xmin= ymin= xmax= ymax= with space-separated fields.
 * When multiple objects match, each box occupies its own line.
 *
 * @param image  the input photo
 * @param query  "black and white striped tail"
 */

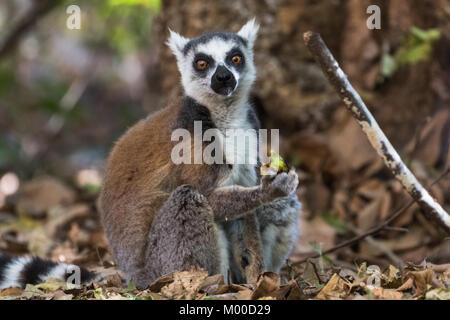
xmin=0 ymin=252 xmax=100 ymax=289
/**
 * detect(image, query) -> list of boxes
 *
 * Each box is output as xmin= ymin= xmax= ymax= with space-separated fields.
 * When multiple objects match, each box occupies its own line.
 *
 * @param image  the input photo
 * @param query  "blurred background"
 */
xmin=0 ymin=0 xmax=449 ymax=274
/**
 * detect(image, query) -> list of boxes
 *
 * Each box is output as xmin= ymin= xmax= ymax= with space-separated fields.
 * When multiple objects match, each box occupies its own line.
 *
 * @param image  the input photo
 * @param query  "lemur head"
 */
xmin=167 ymin=19 xmax=259 ymax=108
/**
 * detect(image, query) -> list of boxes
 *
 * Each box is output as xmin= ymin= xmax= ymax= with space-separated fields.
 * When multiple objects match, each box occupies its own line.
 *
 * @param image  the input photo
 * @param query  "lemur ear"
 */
xmin=237 ymin=18 xmax=259 ymax=48
xmin=166 ymin=28 xmax=189 ymax=61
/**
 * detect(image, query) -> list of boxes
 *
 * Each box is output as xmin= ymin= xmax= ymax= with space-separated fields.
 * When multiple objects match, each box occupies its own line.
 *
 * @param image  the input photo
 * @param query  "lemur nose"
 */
xmin=214 ymin=66 xmax=232 ymax=82
xmin=216 ymin=72 xmax=231 ymax=82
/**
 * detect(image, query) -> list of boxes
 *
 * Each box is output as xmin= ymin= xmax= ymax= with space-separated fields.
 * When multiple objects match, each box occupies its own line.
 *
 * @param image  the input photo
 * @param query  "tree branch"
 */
xmin=0 ymin=0 xmax=62 ymax=59
xmin=303 ymin=31 xmax=450 ymax=234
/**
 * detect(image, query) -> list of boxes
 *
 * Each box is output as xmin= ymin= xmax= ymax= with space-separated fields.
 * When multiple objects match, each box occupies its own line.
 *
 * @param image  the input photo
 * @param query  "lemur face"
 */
xmin=167 ymin=19 xmax=259 ymax=106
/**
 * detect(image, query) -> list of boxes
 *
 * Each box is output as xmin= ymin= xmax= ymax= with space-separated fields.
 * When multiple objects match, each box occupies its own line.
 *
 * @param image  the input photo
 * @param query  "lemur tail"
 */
xmin=0 ymin=252 xmax=100 ymax=289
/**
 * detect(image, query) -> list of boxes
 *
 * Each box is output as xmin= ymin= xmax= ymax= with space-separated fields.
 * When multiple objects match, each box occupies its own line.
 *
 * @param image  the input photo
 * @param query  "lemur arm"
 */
xmin=208 ymin=170 xmax=298 ymax=222
xmin=207 ymin=185 xmax=269 ymax=221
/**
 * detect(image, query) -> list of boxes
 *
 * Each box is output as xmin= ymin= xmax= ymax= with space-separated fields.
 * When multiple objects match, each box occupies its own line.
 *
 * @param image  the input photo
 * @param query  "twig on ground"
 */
xmin=383 ymin=226 xmax=409 ymax=233
xmin=303 ymin=31 xmax=450 ymax=234
xmin=346 ymin=223 xmax=405 ymax=268
xmin=293 ymin=200 xmax=414 ymax=266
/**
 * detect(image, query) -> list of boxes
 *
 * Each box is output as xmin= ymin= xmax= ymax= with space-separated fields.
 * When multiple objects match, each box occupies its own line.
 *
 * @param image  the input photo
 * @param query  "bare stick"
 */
xmin=303 ymin=31 xmax=450 ymax=234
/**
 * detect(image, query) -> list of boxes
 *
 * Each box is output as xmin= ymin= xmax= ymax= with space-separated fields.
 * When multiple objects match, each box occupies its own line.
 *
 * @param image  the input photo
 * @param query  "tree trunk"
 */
xmin=149 ymin=0 xmax=450 ymax=168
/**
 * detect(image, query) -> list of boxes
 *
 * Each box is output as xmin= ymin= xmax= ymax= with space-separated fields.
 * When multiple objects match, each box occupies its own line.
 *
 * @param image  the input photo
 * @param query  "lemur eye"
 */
xmin=196 ymin=60 xmax=208 ymax=70
xmin=231 ymin=55 xmax=242 ymax=64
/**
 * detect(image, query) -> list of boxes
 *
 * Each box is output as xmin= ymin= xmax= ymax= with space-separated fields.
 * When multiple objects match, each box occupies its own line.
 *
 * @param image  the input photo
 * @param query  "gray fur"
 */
xmin=162 ymin=20 xmax=301 ymax=284
xmin=256 ymin=194 xmax=302 ymax=272
xmin=127 ymin=172 xmax=299 ymax=287
xmin=128 ymin=185 xmax=220 ymax=287
xmin=218 ymin=171 xmax=300 ymax=282
xmin=107 ymin=20 xmax=301 ymax=288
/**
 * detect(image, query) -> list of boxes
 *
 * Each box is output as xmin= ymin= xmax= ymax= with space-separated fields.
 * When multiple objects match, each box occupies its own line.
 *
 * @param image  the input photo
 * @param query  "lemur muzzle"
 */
xmin=211 ymin=65 xmax=236 ymax=95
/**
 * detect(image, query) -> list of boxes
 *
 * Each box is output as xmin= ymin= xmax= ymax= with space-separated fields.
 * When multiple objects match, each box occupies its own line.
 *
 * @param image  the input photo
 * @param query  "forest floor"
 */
xmin=0 ymin=173 xmax=449 ymax=300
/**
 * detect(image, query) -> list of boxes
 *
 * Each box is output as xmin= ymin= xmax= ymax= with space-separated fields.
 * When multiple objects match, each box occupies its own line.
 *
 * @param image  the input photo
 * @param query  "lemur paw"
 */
xmin=262 ymin=170 xmax=299 ymax=200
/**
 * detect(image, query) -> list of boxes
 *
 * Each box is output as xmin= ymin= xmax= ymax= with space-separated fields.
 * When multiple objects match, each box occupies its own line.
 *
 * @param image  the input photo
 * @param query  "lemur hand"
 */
xmin=262 ymin=170 xmax=299 ymax=201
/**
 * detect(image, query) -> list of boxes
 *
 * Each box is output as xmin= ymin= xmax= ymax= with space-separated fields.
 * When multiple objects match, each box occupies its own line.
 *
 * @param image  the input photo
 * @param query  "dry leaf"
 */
xmin=408 ymin=269 xmax=435 ymax=297
xmin=251 ymin=272 xmax=280 ymax=300
xmin=214 ymin=284 xmax=253 ymax=300
xmin=200 ymin=274 xmax=224 ymax=295
xmin=12 ymin=176 xmax=76 ymax=218
xmin=52 ymin=290 xmax=74 ymax=300
xmin=398 ymin=268 xmax=436 ymax=298
xmin=383 ymin=265 xmax=402 ymax=288
xmin=439 ymin=268 xmax=450 ymax=286
xmin=370 ymin=287 xmax=404 ymax=300
xmin=160 ymin=269 xmax=208 ymax=300
xmin=301 ymin=261 xmax=324 ymax=289
xmin=396 ymin=277 xmax=414 ymax=292
xmin=425 ymin=288 xmax=450 ymax=300
xmin=236 ymin=288 xmax=253 ymax=300
xmin=270 ymin=280 xmax=305 ymax=300
xmin=356 ymin=197 xmax=382 ymax=231
xmin=0 ymin=287 xmax=23 ymax=297
xmin=316 ymin=274 xmax=350 ymax=300
xmin=148 ymin=273 xmax=174 ymax=292
xmin=35 ymin=277 xmax=69 ymax=292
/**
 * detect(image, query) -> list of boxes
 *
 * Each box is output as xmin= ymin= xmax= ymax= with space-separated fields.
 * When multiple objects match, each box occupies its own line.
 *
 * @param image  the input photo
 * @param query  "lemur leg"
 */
xmin=131 ymin=185 xmax=220 ymax=289
xmin=225 ymin=213 xmax=264 ymax=284
xmin=242 ymin=213 xmax=264 ymax=283
xmin=256 ymin=194 xmax=301 ymax=273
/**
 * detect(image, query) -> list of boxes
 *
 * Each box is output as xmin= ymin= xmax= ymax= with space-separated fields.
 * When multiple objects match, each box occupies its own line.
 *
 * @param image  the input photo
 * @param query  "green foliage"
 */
xmin=396 ymin=27 xmax=441 ymax=66
xmin=117 ymin=279 xmax=153 ymax=300
xmin=35 ymin=81 xmax=69 ymax=114
xmin=379 ymin=27 xmax=441 ymax=81
xmin=0 ymin=66 xmax=15 ymax=94
xmin=321 ymin=211 xmax=347 ymax=234
xmin=96 ymin=0 xmax=161 ymax=54
xmin=380 ymin=53 xmax=397 ymax=80
xmin=309 ymin=241 xmax=334 ymax=266
xmin=59 ymin=0 xmax=161 ymax=53
xmin=107 ymin=0 xmax=161 ymax=10
xmin=120 ymin=279 xmax=137 ymax=294
xmin=81 ymin=183 xmax=102 ymax=195
xmin=93 ymin=287 xmax=103 ymax=299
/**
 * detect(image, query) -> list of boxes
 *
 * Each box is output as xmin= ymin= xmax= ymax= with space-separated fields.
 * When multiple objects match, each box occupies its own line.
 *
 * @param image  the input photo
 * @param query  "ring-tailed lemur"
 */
xmin=99 ymin=18 xmax=301 ymax=289
xmin=0 ymin=19 xmax=301 ymax=290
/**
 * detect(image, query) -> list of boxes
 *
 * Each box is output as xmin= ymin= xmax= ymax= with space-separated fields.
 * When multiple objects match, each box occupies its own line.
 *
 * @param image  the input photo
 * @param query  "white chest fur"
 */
xmin=215 ymin=107 xmax=258 ymax=188
xmin=211 ymin=104 xmax=260 ymax=280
